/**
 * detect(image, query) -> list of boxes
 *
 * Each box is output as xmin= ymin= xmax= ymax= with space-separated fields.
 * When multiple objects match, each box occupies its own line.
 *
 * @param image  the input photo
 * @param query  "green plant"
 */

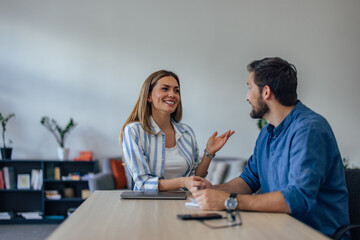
xmin=0 ymin=112 xmax=15 ymax=148
xmin=342 ymin=157 xmax=349 ymax=169
xmin=40 ymin=116 xmax=77 ymax=148
xmin=257 ymin=119 xmax=268 ymax=130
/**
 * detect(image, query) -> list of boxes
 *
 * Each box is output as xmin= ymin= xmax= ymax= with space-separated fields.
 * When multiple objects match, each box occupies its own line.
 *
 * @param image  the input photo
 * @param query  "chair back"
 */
xmin=345 ymin=169 xmax=360 ymax=239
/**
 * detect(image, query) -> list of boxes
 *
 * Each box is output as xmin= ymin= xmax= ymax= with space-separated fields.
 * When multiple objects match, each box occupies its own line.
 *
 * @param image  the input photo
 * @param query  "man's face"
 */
xmin=246 ymin=72 xmax=269 ymax=119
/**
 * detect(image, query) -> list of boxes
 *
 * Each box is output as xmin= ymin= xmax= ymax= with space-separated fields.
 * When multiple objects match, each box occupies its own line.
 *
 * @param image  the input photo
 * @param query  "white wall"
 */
xmin=1 ymin=0 xmax=360 ymax=166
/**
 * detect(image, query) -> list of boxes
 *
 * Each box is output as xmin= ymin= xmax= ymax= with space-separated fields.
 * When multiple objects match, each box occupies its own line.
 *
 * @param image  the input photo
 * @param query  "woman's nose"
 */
xmin=168 ymin=90 xmax=175 ymax=97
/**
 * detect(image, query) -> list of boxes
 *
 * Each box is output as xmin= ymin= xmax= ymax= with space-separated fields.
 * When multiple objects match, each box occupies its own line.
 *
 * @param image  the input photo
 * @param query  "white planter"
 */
xmin=57 ymin=147 xmax=70 ymax=161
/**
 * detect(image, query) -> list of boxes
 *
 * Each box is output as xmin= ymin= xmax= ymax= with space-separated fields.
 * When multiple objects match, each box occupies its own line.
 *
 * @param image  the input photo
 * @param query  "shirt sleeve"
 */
xmin=186 ymin=125 xmax=200 ymax=176
xmin=122 ymin=125 xmax=159 ymax=191
xmin=280 ymin=125 xmax=331 ymax=216
xmin=189 ymin=141 xmax=199 ymax=176
xmin=240 ymin=154 xmax=261 ymax=193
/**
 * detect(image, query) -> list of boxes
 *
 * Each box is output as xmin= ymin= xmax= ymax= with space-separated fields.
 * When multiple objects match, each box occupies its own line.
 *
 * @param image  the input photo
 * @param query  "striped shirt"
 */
xmin=122 ymin=116 xmax=200 ymax=191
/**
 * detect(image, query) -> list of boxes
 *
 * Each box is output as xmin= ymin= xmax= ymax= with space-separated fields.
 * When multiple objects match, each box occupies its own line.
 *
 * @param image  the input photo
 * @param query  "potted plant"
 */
xmin=0 ymin=112 xmax=15 ymax=160
xmin=257 ymin=119 xmax=268 ymax=130
xmin=40 ymin=116 xmax=77 ymax=160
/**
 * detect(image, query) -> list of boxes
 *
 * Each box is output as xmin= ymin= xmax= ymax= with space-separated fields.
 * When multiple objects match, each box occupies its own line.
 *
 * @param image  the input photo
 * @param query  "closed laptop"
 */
xmin=120 ymin=191 xmax=187 ymax=200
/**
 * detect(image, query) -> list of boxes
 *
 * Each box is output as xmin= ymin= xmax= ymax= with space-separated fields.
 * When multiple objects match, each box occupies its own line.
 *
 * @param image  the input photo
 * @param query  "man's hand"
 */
xmin=182 ymin=176 xmax=207 ymax=190
xmin=198 ymin=177 xmax=213 ymax=189
xmin=188 ymin=178 xmax=213 ymax=194
xmin=191 ymin=189 xmax=229 ymax=210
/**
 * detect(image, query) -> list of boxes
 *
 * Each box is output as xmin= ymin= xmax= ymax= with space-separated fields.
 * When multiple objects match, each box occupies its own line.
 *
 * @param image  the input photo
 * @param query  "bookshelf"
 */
xmin=0 ymin=160 xmax=97 ymax=224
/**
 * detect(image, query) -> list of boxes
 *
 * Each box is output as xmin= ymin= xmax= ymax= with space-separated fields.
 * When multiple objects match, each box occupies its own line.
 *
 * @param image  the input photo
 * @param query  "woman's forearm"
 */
xmin=195 ymin=154 xmax=212 ymax=177
xmin=158 ymin=178 xmax=185 ymax=191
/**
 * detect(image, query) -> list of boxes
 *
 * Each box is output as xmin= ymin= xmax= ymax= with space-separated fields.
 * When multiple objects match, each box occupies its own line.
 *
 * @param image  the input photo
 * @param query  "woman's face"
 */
xmin=148 ymin=76 xmax=180 ymax=116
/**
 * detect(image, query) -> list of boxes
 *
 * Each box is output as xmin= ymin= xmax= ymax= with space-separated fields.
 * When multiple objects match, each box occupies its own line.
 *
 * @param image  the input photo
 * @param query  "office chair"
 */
xmin=334 ymin=169 xmax=360 ymax=240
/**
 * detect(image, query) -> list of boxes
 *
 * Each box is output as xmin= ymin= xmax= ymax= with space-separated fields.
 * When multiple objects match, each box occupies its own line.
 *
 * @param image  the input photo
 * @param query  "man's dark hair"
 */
xmin=247 ymin=57 xmax=298 ymax=106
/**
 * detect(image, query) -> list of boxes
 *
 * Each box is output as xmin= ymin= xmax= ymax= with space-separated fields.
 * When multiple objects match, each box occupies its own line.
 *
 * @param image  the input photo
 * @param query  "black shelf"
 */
xmin=0 ymin=160 xmax=97 ymax=224
xmin=0 ymin=216 xmax=63 ymax=224
xmin=44 ymin=198 xmax=84 ymax=202
xmin=44 ymin=180 xmax=88 ymax=183
xmin=0 ymin=189 xmax=41 ymax=192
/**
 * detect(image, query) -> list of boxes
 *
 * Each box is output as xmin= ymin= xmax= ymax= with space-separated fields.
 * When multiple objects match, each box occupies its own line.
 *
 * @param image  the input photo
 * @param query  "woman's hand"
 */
xmin=189 ymin=178 xmax=213 ymax=193
xmin=206 ymin=130 xmax=235 ymax=155
xmin=181 ymin=176 xmax=207 ymax=190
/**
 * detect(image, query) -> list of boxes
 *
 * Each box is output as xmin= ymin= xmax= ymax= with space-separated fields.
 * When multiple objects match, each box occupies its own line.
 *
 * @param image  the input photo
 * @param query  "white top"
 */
xmin=122 ymin=117 xmax=200 ymax=191
xmin=163 ymin=146 xmax=189 ymax=179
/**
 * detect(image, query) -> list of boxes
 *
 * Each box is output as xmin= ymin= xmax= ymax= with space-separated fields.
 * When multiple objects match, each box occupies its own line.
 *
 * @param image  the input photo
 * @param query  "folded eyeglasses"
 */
xmin=199 ymin=210 xmax=242 ymax=229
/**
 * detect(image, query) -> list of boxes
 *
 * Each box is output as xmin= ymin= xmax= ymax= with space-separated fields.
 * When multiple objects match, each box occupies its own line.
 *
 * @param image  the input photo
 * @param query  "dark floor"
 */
xmin=0 ymin=224 xmax=58 ymax=240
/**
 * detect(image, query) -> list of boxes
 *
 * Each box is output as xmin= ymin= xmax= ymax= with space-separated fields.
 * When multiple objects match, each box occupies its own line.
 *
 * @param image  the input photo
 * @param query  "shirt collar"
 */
xmin=149 ymin=115 xmax=186 ymax=136
xmin=267 ymin=100 xmax=303 ymax=137
xmin=171 ymin=118 xmax=187 ymax=137
xmin=149 ymin=116 xmax=162 ymax=135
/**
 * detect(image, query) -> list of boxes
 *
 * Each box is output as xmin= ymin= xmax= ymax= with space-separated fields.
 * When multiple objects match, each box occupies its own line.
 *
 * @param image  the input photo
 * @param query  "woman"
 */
xmin=120 ymin=70 xmax=234 ymax=191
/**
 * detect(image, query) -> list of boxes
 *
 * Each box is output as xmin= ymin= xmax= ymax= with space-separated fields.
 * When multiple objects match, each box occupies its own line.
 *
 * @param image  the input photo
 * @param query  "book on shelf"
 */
xmin=46 ymin=162 xmax=55 ymax=179
xmin=0 ymin=211 xmax=15 ymax=220
xmin=0 ymin=170 xmax=4 ymax=189
xmin=31 ymin=169 xmax=43 ymax=190
xmin=2 ymin=166 xmax=16 ymax=189
xmin=18 ymin=211 xmax=43 ymax=220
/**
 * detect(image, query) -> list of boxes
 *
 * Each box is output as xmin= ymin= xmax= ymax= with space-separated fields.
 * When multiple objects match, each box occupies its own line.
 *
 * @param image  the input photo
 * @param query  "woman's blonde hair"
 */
xmin=119 ymin=70 xmax=183 ymax=143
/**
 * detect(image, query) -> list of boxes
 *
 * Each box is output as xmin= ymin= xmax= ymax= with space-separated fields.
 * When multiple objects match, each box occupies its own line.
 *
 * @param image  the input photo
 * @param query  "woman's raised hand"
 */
xmin=206 ymin=130 xmax=235 ymax=155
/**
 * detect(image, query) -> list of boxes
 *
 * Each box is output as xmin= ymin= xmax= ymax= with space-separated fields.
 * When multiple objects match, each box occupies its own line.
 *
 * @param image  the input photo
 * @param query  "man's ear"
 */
xmin=262 ymin=85 xmax=271 ymax=100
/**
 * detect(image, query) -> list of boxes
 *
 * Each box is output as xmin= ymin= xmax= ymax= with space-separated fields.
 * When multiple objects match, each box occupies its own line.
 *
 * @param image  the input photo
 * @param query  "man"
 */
xmin=192 ymin=57 xmax=350 ymax=238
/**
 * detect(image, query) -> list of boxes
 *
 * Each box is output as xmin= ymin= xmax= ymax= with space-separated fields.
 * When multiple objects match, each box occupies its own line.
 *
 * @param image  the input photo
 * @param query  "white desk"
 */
xmin=47 ymin=191 xmax=329 ymax=240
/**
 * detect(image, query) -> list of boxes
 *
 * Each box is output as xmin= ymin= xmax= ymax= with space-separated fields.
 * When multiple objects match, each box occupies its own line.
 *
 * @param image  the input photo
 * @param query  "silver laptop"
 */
xmin=120 ymin=191 xmax=187 ymax=200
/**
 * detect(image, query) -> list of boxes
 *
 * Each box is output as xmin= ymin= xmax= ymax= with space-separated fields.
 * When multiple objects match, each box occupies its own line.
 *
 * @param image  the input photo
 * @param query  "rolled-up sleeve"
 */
xmin=240 ymin=154 xmax=261 ymax=193
xmin=122 ymin=125 xmax=159 ymax=191
xmin=281 ymin=126 xmax=329 ymax=216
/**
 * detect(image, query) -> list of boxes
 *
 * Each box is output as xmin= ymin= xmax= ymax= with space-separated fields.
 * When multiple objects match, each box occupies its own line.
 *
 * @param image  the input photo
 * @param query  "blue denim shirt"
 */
xmin=240 ymin=101 xmax=349 ymax=238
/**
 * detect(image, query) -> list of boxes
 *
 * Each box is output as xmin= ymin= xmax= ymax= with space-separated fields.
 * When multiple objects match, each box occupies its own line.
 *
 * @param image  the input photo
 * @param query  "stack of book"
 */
xmin=74 ymin=151 xmax=93 ymax=161
xmin=62 ymin=173 xmax=81 ymax=181
xmin=0 ymin=211 xmax=15 ymax=220
xmin=45 ymin=190 xmax=61 ymax=200
xmin=18 ymin=211 xmax=42 ymax=220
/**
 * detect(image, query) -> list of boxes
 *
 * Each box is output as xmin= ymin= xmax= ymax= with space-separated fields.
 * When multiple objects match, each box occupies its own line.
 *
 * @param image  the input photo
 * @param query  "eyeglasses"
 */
xmin=199 ymin=210 xmax=242 ymax=229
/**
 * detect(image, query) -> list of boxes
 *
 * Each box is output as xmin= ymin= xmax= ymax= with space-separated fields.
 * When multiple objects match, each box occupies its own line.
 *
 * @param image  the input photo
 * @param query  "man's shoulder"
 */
xmin=292 ymin=104 xmax=329 ymax=129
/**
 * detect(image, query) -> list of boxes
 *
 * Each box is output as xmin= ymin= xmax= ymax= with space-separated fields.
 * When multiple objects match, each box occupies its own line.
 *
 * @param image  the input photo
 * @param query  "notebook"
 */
xmin=120 ymin=191 xmax=187 ymax=200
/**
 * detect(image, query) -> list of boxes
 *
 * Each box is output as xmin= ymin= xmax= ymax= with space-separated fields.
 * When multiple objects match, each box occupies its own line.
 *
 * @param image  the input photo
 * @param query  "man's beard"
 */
xmin=250 ymin=98 xmax=269 ymax=119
